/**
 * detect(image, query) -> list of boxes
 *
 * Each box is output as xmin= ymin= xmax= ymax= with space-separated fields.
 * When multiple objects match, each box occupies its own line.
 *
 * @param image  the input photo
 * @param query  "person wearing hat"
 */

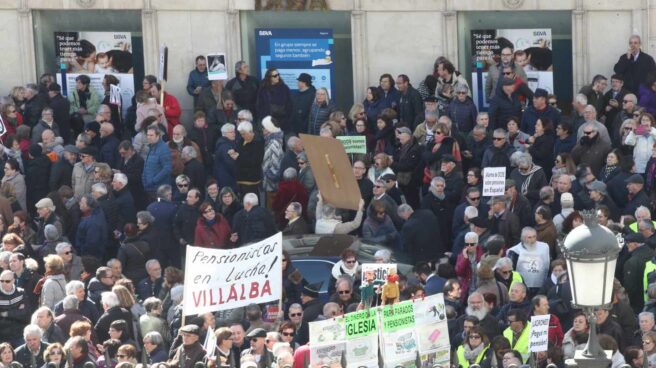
xmin=83 ymin=120 xmax=101 ymax=148
xmin=622 ymin=231 xmax=654 ymax=313
xmin=488 ymin=78 xmax=522 ymax=131
xmin=294 ymin=281 xmax=323 ymax=345
xmin=47 ymin=82 xmax=72 ymax=144
xmin=588 ymin=180 xmax=621 ymax=221
xmin=379 ymin=173 xmax=403 ymax=206
xmin=519 ymin=87 xmax=561 ymax=136
xmin=71 ymin=146 xmax=97 ymax=199
xmin=240 ymin=328 xmax=274 ymax=368
xmin=290 ymin=73 xmax=316 ymax=134
xmin=489 ymin=195 xmax=521 ymax=248
xmin=625 ymin=173 xmax=651 ymax=216
xmin=168 ymin=324 xmax=207 ymax=368
xmin=390 ymin=128 xmax=421 ymax=207
xmin=225 ymin=61 xmax=259 ymax=114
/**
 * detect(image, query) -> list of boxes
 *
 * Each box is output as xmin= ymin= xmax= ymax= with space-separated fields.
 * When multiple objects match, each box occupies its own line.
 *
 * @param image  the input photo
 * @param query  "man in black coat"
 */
xmin=398 ymin=204 xmax=445 ymax=264
xmin=99 ymin=123 xmax=120 ymax=169
xmin=297 ymin=282 xmax=323 ymax=345
xmin=235 ymin=123 xmax=264 ymax=197
xmin=49 ymin=144 xmax=77 ymax=191
xmin=182 ymin=147 xmax=206 ymax=191
xmin=173 ymin=189 xmax=201 ymax=248
xmin=92 ymin=183 xmax=119 ymax=241
xmin=111 ymin=173 xmax=137 ymax=230
xmin=15 ymin=325 xmax=48 ymax=368
xmin=622 ymin=232 xmax=654 ymax=313
xmin=225 ymin=61 xmax=260 ymax=115
xmin=188 ymin=112 xmax=219 ymax=171
xmin=24 ymin=84 xmax=48 ymax=128
xmin=595 ymin=308 xmax=626 ymax=351
xmin=94 ymin=291 xmax=135 ymax=343
xmin=279 ymin=137 xmax=304 ymax=180
xmin=396 ymin=75 xmax=424 ymax=129
xmin=421 ymin=176 xmax=456 ymax=248
xmin=291 ymin=73 xmax=317 ymax=135
xmin=625 ymin=174 xmax=651 ymax=216
xmin=48 ymin=83 xmax=71 ymax=143
xmin=488 ymin=78 xmax=522 ymax=130
xmin=117 ymin=140 xmax=147 ymax=210
xmin=231 ymin=193 xmax=277 ymax=246
xmin=613 ymin=35 xmax=656 ymax=94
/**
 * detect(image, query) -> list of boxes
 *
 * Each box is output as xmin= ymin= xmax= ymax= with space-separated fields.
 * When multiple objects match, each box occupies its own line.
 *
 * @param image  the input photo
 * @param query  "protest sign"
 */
xmin=207 ymin=53 xmax=228 ymax=80
xmin=182 ymin=232 xmax=282 ymax=315
xmin=336 ymin=136 xmax=367 ymax=154
xmin=344 ymin=310 xmax=378 ymax=367
xmin=380 ymin=301 xmax=418 ymax=363
xmin=310 ymin=343 xmax=346 ymax=368
xmin=300 ymin=134 xmax=361 ymax=210
xmin=309 ymin=317 xmax=345 ymax=343
xmin=413 ymin=294 xmax=450 ymax=355
xmin=360 ymin=263 xmax=396 ymax=284
xmin=482 ymin=167 xmax=506 ymax=196
xmin=529 ymin=315 xmax=551 ymax=352
xmin=309 ymin=317 xmax=346 ymax=367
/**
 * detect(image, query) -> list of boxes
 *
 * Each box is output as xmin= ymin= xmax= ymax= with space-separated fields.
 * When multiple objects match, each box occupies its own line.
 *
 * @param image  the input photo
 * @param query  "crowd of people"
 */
xmin=3 ymin=31 xmax=656 ymax=368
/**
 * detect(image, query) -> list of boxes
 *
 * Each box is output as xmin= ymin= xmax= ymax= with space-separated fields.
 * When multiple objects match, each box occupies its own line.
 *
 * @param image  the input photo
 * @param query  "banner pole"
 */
xmin=160 ymin=80 xmax=166 ymax=108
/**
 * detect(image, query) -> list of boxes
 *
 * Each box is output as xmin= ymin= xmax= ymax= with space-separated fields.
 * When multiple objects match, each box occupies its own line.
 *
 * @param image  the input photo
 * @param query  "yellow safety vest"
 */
xmin=644 ymin=260 xmax=656 ymax=302
xmin=456 ymin=344 xmax=489 ymax=368
xmin=503 ymin=323 xmax=531 ymax=362
xmin=630 ymin=221 xmax=656 ymax=233
xmin=510 ymin=271 xmax=524 ymax=290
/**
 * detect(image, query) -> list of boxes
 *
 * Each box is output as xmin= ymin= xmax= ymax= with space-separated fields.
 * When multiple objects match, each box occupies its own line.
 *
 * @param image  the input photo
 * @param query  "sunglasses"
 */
xmin=468 ymin=197 xmax=480 ymax=201
xmin=177 ymin=183 xmax=189 ymax=188
xmin=271 ymin=74 xmax=280 ymax=78
xmin=0 ymin=280 xmax=13 ymax=283
xmin=282 ymin=332 xmax=294 ymax=337
xmin=583 ymin=131 xmax=594 ymax=135
xmin=289 ymin=313 xmax=302 ymax=317
xmin=338 ymin=290 xmax=351 ymax=294
xmin=493 ymin=137 xmax=505 ymax=141
xmin=465 ymin=243 xmax=477 ymax=247
xmin=49 ymin=351 xmax=63 ymax=356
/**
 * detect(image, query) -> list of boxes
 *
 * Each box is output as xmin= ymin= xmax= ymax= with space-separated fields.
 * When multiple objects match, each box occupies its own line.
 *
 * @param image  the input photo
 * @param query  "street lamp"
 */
xmin=560 ymin=211 xmax=621 ymax=368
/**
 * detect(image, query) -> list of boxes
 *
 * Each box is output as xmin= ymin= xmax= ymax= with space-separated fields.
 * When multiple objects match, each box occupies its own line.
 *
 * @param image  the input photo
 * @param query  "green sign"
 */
xmin=336 ymin=135 xmax=367 ymax=154
xmin=345 ymin=310 xmax=378 ymax=339
xmin=381 ymin=301 xmax=415 ymax=333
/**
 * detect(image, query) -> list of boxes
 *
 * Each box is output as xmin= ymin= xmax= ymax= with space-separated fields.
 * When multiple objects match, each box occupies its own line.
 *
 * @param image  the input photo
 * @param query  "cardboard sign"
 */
xmin=336 ymin=136 xmax=367 ymax=154
xmin=159 ymin=45 xmax=168 ymax=81
xmin=207 ymin=53 xmax=228 ymax=80
xmin=300 ymin=134 xmax=361 ymax=210
xmin=482 ymin=167 xmax=506 ymax=196
xmin=183 ymin=232 xmax=282 ymax=315
xmin=529 ymin=315 xmax=550 ymax=352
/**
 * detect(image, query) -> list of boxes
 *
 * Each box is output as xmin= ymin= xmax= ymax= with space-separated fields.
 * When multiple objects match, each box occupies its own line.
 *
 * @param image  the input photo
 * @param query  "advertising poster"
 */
xmin=182 ymin=232 xmax=282 ymax=315
xmin=255 ymin=28 xmax=335 ymax=98
xmin=54 ymin=31 xmax=135 ymax=115
xmin=207 ymin=53 xmax=228 ymax=81
xmin=470 ymin=28 xmax=553 ymax=110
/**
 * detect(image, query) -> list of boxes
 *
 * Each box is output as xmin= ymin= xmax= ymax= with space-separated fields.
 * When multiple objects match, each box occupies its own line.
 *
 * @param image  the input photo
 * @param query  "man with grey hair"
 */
xmin=31 ymin=107 xmax=60 ymax=144
xmin=0 ymin=269 xmax=29 ymax=346
xmin=614 ymin=34 xmax=656 ymax=94
xmin=455 ymin=231 xmax=483 ymax=296
xmin=99 ymin=121 xmax=120 ymax=168
xmin=76 ymin=194 xmax=108 ymax=259
xmin=413 ymin=109 xmax=439 ymax=145
xmin=214 ymin=122 xmax=238 ymax=192
xmin=111 ymin=172 xmax=137 ymax=228
xmin=370 ymin=179 xmax=402 ymax=229
xmin=398 ymin=204 xmax=445 ymax=264
xmin=95 ymin=291 xmax=134 ymax=342
xmin=422 ymin=176 xmax=455 ymax=243
xmin=226 ymin=60 xmax=259 ymax=113
xmin=235 ymin=121 xmax=264 ymax=197
xmin=639 ymin=219 xmax=656 ymax=250
xmin=92 ymin=182 xmax=119 ymax=242
xmin=231 ymin=192 xmax=276 ymax=246
xmin=575 ymin=105 xmax=611 ymax=145
xmin=136 ymin=259 xmax=163 ymax=300
xmin=481 ymin=128 xmax=515 ymax=172
xmin=571 ymin=121 xmax=612 ymax=175
xmin=507 ymin=227 xmax=550 ymax=297
xmin=186 ymin=55 xmax=209 ymax=106
xmin=15 ymin=324 xmax=48 ymax=368
xmin=181 ymin=145 xmax=205 ymax=190
xmin=634 ymin=311 xmax=656 ymax=345
xmin=282 ymin=201 xmax=308 ymax=236
xmin=143 ymin=330 xmax=168 ymax=363
xmin=53 ymin=279 xmax=99 ymax=325
xmin=54 ymin=295 xmax=90 ymax=338
xmin=146 ymin=184 xmax=178 ymax=267
xmin=464 ymin=123 xmax=490 ymax=168
xmin=280 ymin=136 xmax=304 ymax=177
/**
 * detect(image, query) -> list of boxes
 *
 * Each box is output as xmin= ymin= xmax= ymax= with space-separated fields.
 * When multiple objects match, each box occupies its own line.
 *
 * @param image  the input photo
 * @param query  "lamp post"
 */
xmin=560 ymin=211 xmax=621 ymax=368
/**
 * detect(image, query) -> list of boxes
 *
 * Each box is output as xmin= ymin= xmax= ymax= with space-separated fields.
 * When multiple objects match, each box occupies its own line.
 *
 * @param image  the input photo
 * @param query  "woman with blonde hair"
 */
xmin=116 ymin=344 xmax=138 ymax=365
xmin=37 ymin=254 xmax=67 ymax=309
xmin=113 ymin=284 xmax=145 ymax=338
xmin=43 ymin=342 xmax=65 ymax=368
xmin=93 ymin=163 xmax=113 ymax=187
xmin=367 ymin=153 xmax=394 ymax=183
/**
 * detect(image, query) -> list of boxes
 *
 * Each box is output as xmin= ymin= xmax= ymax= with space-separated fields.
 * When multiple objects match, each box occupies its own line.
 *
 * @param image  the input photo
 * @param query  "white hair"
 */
xmin=56 ymin=242 xmax=73 ymax=254
xmin=243 ymin=193 xmax=259 ymax=206
xmin=238 ymin=121 xmax=253 ymax=133
xmin=66 ymin=280 xmax=85 ymax=295
xmin=464 ymin=231 xmax=479 ymax=243
xmin=182 ymin=145 xmax=197 ymax=159
xmin=493 ymin=257 xmax=514 ymax=270
xmin=91 ymin=183 xmax=108 ymax=196
xmin=636 ymin=206 xmax=651 ymax=218
xmin=464 ymin=206 xmax=478 ymax=219
xmin=221 ymin=123 xmax=236 ymax=134
xmin=23 ymin=324 xmax=43 ymax=339
xmin=62 ymin=295 xmax=79 ymax=310
xmin=101 ymin=291 xmax=120 ymax=308
xmin=374 ymin=249 xmax=391 ymax=262
xmin=575 ymin=93 xmax=588 ymax=105
xmin=430 ymin=176 xmax=445 ymax=187
xmin=113 ymin=173 xmax=128 ymax=186
xmin=237 ymin=110 xmax=253 ymax=122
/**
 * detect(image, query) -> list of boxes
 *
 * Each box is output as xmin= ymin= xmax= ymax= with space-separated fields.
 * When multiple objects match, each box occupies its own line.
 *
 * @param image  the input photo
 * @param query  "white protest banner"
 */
xmin=482 ymin=167 xmax=506 ymax=196
xmin=336 ymin=135 xmax=367 ymax=154
xmin=183 ymin=232 xmax=282 ymax=315
xmin=360 ymin=263 xmax=396 ymax=284
xmin=207 ymin=53 xmax=228 ymax=80
xmin=529 ymin=315 xmax=550 ymax=352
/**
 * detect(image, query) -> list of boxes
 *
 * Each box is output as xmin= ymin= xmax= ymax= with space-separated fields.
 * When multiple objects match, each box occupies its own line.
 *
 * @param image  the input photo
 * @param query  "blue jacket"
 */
xmin=100 ymin=134 xmax=120 ymax=169
xmin=76 ymin=207 xmax=108 ymax=259
xmin=378 ymin=86 xmax=400 ymax=110
xmin=142 ymin=139 xmax=172 ymax=192
xmin=520 ymin=105 xmax=561 ymax=135
xmin=424 ymin=274 xmax=447 ymax=296
xmin=308 ymin=101 xmax=336 ymax=135
xmin=213 ymin=137 xmax=237 ymax=191
xmin=448 ymin=97 xmax=479 ymax=134
xmin=146 ymin=199 xmax=178 ymax=260
xmin=363 ymin=98 xmax=385 ymax=130
xmin=186 ymin=68 xmax=210 ymax=96
xmin=553 ymin=134 xmax=577 ymax=159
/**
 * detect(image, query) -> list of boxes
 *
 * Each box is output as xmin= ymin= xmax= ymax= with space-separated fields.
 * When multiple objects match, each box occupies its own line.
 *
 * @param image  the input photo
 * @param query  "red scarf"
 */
xmin=33 ymin=271 xmax=55 ymax=296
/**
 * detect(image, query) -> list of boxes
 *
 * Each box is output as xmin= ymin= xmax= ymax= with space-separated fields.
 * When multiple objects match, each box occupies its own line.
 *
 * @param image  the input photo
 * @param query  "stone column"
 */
xmin=572 ymin=9 xmax=587 ymax=93
xmin=17 ymin=3 xmax=36 ymax=84
xmin=442 ymin=11 xmax=458 ymax=66
xmin=141 ymin=2 xmax=159 ymax=76
xmin=226 ymin=7 xmax=241 ymax=72
xmin=351 ymin=9 xmax=367 ymax=102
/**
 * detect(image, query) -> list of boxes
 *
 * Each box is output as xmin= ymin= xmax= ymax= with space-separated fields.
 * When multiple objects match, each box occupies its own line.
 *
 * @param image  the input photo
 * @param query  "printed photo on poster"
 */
xmin=207 ymin=53 xmax=228 ymax=81
xmin=310 ymin=343 xmax=346 ymax=368
xmin=55 ymin=31 xmax=133 ymax=74
xmin=413 ymin=294 xmax=450 ymax=354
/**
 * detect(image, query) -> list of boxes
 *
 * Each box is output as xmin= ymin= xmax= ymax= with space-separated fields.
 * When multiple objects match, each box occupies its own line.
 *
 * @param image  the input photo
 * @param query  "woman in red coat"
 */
xmin=194 ymin=201 xmax=233 ymax=248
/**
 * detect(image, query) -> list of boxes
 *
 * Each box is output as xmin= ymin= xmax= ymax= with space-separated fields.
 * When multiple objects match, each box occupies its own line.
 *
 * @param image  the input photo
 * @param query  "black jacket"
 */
xmin=183 ymin=158 xmax=206 ymax=191
xmin=26 ymin=154 xmax=51 ymax=210
xmin=225 ymin=75 xmax=260 ymax=115
xmin=117 ymin=153 xmax=146 ymax=210
xmin=15 ymin=342 xmax=48 ymax=368
xmin=117 ymin=236 xmax=151 ymax=283
xmin=488 ymin=91 xmax=522 ymax=130
xmin=624 ymin=246 xmax=655 ymax=313
xmin=49 ymin=93 xmax=71 ymax=143
xmin=282 ymin=217 xmax=309 ymax=236
xmin=398 ymin=85 xmax=424 ymax=129
xmin=94 ymin=306 xmax=135 ymax=343
xmin=97 ymin=194 xmax=119 ymax=233
xmin=231 ymin=206 xmax=277 ymax=245
xmin=113 ymin=187 xmax=137 ymax=230
xmin=291 ymin=86 xmax=317 ymax=134
xmin=614 ymin=50 xmax=656 ymax=93
xmin=625 ymin=189 xmax=650 ymax=217
xmin=188 ymin=125 xmax=219 ymax=169
xmin=100 ymin=134 xmax=120 ymax=169
xmin=24 ymin=93 xmax=48 ymax=128
xmin=401 ymin=209 xmax=445 ymax=264
xmin=0 ymin=287 xmax=29 ymax=341
xmin=421 ymin=192 xmax=455 ymax=248
xmin=173 ymin=202 xmax=200 ymax=245
xmin=49 ymin=159 xmax=74 ymax=192
xmin=236 ymin=137 xmax=265 ymax=183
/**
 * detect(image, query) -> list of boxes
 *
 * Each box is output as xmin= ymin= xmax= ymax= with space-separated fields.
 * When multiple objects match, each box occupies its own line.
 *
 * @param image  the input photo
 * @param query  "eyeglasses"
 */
xmin=116 ymin=355 xmax=127 ymax=358
xmin=289 ymin=313 xmax=302 ymax=317
xmin=338 ymin=290 xmax=351 ymax=294
xmin=493 ymin=137 xmax=505 ymax=141
xmin=271 ymin=74 xmax=280 ymax=78
xmin=469 ymin=335 xmax=482 ymax=340
xmin=282 ymin=332 xmax=294 ymax=337
xmin=503 ymin=72 xmax=513 ymax=76
xmin=465 ymin=243 xmax=477 ymax=247
xmin=583 ymin=131 xmax=594 ymax=135
xmin=0 ymin=280 xmax=13 ymax=283
xmin=177 ymin=183 xmax=189 ymax=188
xmin=345 ymin=260 xmax=356 ymax=264
xmin=49 ymin=351 xmax=63 ymax=356
xmin=468 ymin=197 xmax=480 ymax=201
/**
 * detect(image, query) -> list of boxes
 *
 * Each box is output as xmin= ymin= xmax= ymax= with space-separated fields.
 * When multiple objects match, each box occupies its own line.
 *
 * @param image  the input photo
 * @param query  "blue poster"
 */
xmin=256 ymin=28 xmax=334 ymax=99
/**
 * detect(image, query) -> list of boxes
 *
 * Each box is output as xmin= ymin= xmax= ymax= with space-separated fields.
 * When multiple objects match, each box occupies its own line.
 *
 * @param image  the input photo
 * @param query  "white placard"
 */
xmin=207 ymin=53 xmax=228 ymax=81
xmin=482 ymin=167 xmax=506 ymax=196
xmin=183 ymin=232 xmax=282 ymax=315
xmin=529 ymin=315 xmax=550 ymax=353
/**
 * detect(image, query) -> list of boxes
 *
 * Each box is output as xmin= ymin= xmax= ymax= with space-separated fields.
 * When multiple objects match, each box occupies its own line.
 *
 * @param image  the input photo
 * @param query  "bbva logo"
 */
xmin=259 ymin=30 xmax=272 ymax=36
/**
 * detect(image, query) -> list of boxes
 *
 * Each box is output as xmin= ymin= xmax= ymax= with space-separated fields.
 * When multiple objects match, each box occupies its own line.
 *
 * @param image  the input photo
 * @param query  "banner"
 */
xmin=183 ymin=232 xmax=282 ymax=315
xmin=482 ymin=167 xmax=506 ymax=196
xmin=207 ymin=53 xmax=228 ymax=81
xmin=345 ymin=310 xmax=379 ymax=368
xmin=309 ymin=317 xmax=346 ymax=367
xmin=255 ymin=28 xmax=335 ymax=98
xmin=55 ymin=31 xmax=135 ymax=116
xmin=336 ymin=136 xmax=367 ymax=154
xmin=529 ymin=315 xmax=551 ymax=353
xmin=470 ymin=28 xmax=554 ymax=110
